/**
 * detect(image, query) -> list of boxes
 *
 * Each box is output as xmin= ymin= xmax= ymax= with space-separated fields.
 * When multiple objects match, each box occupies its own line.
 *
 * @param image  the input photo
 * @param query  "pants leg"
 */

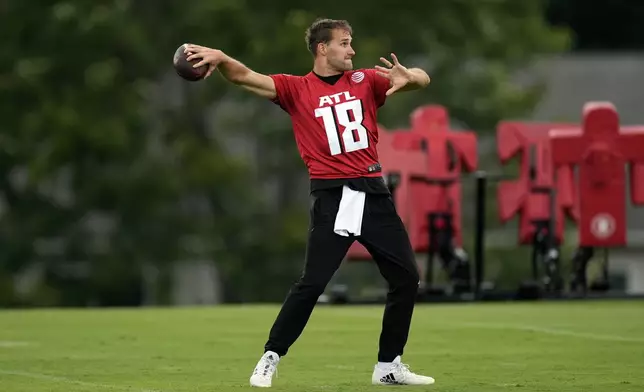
xmin=264 ymin=188 xmax=354 ymax=357
xmin=357 ymin=194 xmax=420 ymax=362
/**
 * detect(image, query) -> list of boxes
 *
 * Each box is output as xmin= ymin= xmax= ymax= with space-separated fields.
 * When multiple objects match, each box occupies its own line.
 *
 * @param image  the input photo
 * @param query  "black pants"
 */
xmin=264 ymin=187 xmax=420 ymax=362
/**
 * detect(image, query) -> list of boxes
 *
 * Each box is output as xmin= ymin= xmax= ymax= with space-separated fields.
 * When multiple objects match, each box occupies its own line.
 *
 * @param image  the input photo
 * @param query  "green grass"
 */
xmin=1 ymin=301 xmax=643 ymax=391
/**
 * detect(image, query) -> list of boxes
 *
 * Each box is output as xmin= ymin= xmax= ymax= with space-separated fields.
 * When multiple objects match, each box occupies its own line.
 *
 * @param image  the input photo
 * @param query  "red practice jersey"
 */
xmin=269 ymin=69 xmax=390 ymax=179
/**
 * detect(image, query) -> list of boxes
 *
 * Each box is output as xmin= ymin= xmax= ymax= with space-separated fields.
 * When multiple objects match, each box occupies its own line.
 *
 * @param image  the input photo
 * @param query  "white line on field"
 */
xmin=0 ymin=369 xmax=163 ymax=392
xmin=0 ymin=341 xmax=34 ymax=348
xmin=450 ymin=322 xmax=644 ymax=343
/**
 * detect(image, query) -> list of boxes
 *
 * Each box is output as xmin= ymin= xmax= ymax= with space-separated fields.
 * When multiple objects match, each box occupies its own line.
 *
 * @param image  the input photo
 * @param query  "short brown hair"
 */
xmin=305 ymin=18 xmax=353 ymax=55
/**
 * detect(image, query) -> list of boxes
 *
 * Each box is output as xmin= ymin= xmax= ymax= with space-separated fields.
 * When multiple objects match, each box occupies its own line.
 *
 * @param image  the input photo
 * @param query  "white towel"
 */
xmin=334 ymin=185 xmax=366 ymax=237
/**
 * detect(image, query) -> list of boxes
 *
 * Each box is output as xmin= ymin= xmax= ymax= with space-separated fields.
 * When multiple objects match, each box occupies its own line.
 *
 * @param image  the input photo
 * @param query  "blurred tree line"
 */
xmin=546 ymin=0 xmax=644 ymax=51
xmin=0 ymin=0 xmax=569 ymax=306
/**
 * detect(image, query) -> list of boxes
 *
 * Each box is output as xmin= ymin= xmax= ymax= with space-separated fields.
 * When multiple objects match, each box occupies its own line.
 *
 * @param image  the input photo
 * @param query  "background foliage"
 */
xmin=1 ymin=0 xmax=573 ymax=305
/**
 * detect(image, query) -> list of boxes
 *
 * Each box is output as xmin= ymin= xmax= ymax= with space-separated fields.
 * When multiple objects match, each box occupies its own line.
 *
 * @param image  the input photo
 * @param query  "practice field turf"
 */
xmin=1 ymin=301 xmax=643 ymax=391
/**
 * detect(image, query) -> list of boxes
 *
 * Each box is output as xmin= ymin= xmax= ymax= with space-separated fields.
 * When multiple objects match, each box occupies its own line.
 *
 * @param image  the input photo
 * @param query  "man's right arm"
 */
xmin=217 ymin=54 xmax=277 ymax=100
xmin=184 ymin=44 xmax=277 ymax=100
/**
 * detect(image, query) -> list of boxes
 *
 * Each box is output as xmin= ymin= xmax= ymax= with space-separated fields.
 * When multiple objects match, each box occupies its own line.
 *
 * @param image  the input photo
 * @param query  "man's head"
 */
xmin=305 ymin=18 xmax=355 ymax=72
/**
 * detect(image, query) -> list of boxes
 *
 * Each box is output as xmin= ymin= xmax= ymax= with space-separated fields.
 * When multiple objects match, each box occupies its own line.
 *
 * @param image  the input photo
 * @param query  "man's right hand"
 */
xmin=184 ymin=43 xmax=225 ymax=79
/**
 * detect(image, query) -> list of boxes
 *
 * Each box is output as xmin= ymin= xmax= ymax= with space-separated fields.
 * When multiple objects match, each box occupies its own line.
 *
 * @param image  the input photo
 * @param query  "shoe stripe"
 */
xmin=379 ymin=373 xmax=400 ymax=384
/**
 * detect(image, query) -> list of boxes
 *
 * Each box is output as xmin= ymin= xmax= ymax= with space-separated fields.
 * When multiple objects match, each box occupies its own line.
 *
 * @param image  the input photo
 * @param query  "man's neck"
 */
xmin=312 ymin=62 xmax=342 ymax=77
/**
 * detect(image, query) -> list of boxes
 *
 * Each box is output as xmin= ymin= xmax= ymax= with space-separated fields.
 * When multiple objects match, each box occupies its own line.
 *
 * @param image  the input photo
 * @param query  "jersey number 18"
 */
xmin=314 ymin=100 xmax=369 ymax=156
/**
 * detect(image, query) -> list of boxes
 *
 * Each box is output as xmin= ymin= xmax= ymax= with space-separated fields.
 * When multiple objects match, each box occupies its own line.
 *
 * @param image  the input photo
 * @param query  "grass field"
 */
xmin=1 ymin=300 xmax=643 ymax=391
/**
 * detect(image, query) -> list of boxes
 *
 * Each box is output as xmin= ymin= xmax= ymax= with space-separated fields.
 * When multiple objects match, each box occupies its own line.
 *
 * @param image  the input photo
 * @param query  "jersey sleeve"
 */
xmin=269 ymin=74 xmax=299 ymax=113
xmin=365 ymin=68 xmax=391 ymax=108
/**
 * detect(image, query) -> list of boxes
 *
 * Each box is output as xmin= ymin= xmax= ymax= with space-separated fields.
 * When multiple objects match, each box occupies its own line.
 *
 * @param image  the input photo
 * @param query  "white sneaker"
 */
xmin=372 ymin=356 xmax=435 ymax=385
xmin=250 ymin=351 xmax=280 ymax=388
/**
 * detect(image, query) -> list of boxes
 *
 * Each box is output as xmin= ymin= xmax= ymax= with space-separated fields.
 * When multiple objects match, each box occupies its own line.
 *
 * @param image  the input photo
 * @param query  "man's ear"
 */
xmin=317 ymin=42 xmax=327 ymax=56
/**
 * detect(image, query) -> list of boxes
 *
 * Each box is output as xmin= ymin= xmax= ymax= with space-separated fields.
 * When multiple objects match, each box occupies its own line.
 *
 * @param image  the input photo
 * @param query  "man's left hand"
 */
xmin=375 ymin=53 xmax=415 ymax=96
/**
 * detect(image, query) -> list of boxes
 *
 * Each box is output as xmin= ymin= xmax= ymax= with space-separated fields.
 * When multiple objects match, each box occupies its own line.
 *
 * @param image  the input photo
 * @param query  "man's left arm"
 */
xmin=375 ymin=54 xmax=431 ymax=96
xmin=395 ymin=67 xmax=431 ymax=93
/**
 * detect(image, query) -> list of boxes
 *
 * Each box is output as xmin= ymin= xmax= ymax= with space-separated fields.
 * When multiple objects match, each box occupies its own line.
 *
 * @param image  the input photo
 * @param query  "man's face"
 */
xmin=323 ymin=29 xmax=355 ymax=71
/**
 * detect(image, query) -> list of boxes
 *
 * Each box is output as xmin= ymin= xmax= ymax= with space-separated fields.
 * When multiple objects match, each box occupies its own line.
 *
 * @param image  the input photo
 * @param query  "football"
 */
xmin=173 ymin=44 xmax=207 ymax=81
